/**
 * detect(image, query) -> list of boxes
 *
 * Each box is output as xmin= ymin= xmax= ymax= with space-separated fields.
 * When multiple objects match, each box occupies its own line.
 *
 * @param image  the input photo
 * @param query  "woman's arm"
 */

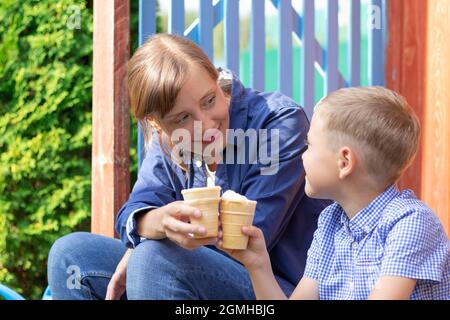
xmin=137 ymin=202 xmax=218 ymax=249
xmin=106 ymin=248 xmax=133 ymax=300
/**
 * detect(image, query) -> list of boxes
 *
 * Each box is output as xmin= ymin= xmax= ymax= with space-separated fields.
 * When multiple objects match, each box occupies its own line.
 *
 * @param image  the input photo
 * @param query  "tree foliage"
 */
xmin=0 ymin=0 xmax=93 ymax=299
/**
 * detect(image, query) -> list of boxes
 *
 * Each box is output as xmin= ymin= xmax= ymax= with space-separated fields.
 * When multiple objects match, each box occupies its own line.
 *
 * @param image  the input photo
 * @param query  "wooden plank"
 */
xmin=270 ymin=0 xmax=347 ymax=89
xmin=348 ymin=0 xmax=360 ymax=87
xmin=169 ymin=0 xmax=185 ymax=36
xmin=224 ymin=0 xmax=239 ymax=76
xmin=92 ymin=0 xmax=130 ymax=237
xmin=386 ymin=0 xmax=450 ymax=236
xmin=368 ymin=0 xmax=384 ymax=85
xmin=325 ymin=0 xmax=339 ymax=93
xmin=138 ymin=0 xmax=156 ymax=169
xmin=301 ymin=0 xmax=315 ymax=119
xmin=199 ymin=0 xmax=214 ymax=60
xmin=385 ymin=0 xmax=425 ymax=199
xmin=185 ymin=1 xmax=224 ymax=44
xmin=250 ymin=0 xmax=265 ymax=91
xmin=422 ymin=0 xmax=450 ymax=235
xmin=278 ymin=0 xmax=293 ymax=97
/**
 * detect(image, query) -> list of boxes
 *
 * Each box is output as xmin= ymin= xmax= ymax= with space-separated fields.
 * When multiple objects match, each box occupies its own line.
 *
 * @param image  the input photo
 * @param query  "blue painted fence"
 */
xmin=137 ymin=0 xmax=386 ymax=168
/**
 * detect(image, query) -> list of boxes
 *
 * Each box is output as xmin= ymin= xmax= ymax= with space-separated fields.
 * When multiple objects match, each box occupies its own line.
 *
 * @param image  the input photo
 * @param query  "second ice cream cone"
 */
xmin=219 ymin=199 xmax=257 ymax=250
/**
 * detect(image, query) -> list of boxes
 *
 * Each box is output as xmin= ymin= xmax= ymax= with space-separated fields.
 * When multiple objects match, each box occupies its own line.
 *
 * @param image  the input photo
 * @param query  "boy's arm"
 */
xmin=247 ymin=264 xmax=288 ymax=300
xmin=248 ymin=266 xmax=320 ymax=300
xmin=220 ymin=225 xmax=322 ymax=300
xmin=369 ymin=276 xmax=417 ymax=300
xmin=375 ymin=209 xmax=448 ymax=300
xmin=218 ymin=226 xmax=288 ymax=300
xmin=289 ymin=277 xmax=319 ymax=300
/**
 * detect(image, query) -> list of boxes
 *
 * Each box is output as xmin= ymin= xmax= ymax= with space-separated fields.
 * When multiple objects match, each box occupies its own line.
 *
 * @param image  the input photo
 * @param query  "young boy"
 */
xmin=218 ymin=86 xmax=450 ymax=300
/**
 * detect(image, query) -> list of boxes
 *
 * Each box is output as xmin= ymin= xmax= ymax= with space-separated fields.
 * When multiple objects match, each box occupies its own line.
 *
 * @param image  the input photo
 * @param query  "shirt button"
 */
xmin=352 ymin=241 xmax=358 ymax=249
xmin=195 ymin=160 xmax=202 ymax=168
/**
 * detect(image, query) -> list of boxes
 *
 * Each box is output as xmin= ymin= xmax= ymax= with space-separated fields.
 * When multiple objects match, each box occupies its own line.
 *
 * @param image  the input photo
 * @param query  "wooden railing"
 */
xmin=137 ymin=0 xmax=387 ymax=167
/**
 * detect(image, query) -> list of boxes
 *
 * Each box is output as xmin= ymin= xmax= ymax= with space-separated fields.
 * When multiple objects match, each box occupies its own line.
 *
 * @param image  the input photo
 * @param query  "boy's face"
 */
xmin=302 ymin=110 xmax=340 ymax=199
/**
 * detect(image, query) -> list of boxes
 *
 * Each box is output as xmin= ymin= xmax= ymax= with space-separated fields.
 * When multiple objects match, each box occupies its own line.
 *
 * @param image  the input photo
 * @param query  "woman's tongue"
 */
xmin=202 ymin=135 xmax=215 ymax=144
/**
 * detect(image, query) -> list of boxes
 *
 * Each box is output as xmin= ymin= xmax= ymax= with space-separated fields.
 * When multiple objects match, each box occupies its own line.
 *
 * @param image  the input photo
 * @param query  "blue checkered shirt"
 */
xmin=303 ymin=185 xmax=450 ymax=300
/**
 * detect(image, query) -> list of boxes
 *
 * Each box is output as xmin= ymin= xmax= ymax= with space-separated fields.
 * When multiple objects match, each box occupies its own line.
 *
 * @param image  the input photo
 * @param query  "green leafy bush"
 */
xmin=0 ymin=0 xmax=94 ymax=299
xmin=0 ymin=0 xmax=160 ymax=299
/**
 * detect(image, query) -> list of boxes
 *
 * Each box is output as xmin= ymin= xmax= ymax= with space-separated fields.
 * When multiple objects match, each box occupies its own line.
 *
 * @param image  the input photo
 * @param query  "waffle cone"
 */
xmin=185 ymin=198 xmax=220 ymax=238
xmin=181 ymin=186 xmax=221 ymax=201
xmin=219 ymin=198 xmax=256 ymax=249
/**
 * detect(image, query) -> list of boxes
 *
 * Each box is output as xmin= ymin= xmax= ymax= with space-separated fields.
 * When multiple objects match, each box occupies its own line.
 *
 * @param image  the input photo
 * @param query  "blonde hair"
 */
xmin=317 ymin=86 xmax=420 ymax=185
xmin=127 ymin=33 xmax=231 ymax=170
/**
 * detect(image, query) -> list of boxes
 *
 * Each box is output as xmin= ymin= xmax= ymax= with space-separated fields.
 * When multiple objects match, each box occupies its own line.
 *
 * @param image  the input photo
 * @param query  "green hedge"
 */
xmin=0 ymin=0 xmax=160 ymax=299
xmin=0 ymin=0 xmax=94 ymax=299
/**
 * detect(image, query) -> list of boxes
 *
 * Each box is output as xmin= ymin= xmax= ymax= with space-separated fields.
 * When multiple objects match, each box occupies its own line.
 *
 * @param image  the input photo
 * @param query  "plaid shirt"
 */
xmin=303 ymin=185 xmax=450 ymax=300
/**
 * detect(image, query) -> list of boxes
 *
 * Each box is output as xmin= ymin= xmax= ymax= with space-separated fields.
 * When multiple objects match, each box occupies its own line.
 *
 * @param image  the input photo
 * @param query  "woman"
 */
xmin=47 ymin=33 xmax=330 ymax=299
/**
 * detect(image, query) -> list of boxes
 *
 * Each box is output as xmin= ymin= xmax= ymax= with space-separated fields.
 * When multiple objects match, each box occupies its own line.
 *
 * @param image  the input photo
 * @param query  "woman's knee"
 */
xmin=129 ymin=239 xmax=183 ymax=267
xmin=126 ymin=239 xmax=208 ymax=299
xmin=48 ymin=232 xmax=126 ymax=299
xmin=47 ymin=232 xmax=93 ymax=296
xmin=127 ymin=239 xmax=208 ymax=279
xmin=48 ymin=232 xmax=92 ymax=269
xmin=137 ymin=237 xmax=208 ymax=258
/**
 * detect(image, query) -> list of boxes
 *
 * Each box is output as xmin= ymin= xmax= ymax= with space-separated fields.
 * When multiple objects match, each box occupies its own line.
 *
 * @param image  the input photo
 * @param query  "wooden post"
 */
xmin=386 ymin=0 xmax=450 ymax=235
xmin=422 ymin=0 xmax=450 ymax=235
xmin=385 ymin=0 xmax=427 ymax=197
xmin=92 ymin=0 xmax=130 ymax=237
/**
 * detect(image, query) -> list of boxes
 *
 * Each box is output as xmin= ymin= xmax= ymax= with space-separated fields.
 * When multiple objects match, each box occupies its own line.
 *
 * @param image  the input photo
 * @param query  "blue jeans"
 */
xmin=48 ymin=232 xmax=294 ymax=300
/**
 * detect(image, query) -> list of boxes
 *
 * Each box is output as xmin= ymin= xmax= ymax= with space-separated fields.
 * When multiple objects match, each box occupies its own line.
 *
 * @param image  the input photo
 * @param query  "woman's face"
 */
xmin=157 ymin=63 xmax=230 ymax=160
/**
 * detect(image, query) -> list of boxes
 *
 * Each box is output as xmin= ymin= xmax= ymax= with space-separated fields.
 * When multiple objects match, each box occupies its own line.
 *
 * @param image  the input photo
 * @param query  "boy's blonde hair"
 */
xmin=317 ymin=86 xmax=420 ymax=185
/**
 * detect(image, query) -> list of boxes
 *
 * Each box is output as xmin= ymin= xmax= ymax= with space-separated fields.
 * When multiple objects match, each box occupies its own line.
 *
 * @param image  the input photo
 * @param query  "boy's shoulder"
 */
xmin=380 ymin=189 xmax=438 ymax=223
xmin=316 ymin=189 xmax=445 ymax=236
xmin=377 ymin=189 xmax=447 ymax=239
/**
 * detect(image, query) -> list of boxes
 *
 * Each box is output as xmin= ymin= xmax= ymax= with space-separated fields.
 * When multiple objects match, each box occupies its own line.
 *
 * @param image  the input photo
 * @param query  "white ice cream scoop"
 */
xmin=221 ymin=190 xmax=249 ymax=201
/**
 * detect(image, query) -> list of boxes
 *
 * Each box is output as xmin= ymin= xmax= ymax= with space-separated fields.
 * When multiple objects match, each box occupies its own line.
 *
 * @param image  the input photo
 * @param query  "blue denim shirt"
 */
xmin=115 ymin=70 xmax=331 ymax=289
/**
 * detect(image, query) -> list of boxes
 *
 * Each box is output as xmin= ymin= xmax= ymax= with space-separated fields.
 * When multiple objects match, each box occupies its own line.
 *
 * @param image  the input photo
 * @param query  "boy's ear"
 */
xmin=338 ymin=146 xmax=356 ymax=180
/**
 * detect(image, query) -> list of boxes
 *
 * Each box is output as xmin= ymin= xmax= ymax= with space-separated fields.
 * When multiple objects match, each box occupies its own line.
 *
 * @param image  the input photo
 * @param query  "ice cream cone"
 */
xmin=183 ymin=198 xmax=220 ymax=239
xmin=219 ymin=199 xmax=257 ymax=250
xmin=181 ymin=186 xmax=221 ymax=201
xmin=182 ymin=187 xmax=221 ymax=238
xmin=222 ymin=234 xmax=251 ymax=250
xmin=220 ymin=199 xmax=256 ymax=213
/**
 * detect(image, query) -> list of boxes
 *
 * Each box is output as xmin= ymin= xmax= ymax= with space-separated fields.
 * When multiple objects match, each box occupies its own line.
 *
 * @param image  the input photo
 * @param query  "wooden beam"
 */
xmin=386 ymin=0 xmax=426 ymax=198
xmin=92 ymin=0 xmax=130 ymax=237
xmin=386 ymin=0 xmax=450 ymax=235
xmin=422 ymin=0 xmax=450 ymax=235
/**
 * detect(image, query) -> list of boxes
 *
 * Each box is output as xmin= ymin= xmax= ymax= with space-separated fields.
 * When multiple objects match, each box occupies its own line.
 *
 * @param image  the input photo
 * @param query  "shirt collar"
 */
xmin=339 ymin=185 xmax=399 ymax=239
